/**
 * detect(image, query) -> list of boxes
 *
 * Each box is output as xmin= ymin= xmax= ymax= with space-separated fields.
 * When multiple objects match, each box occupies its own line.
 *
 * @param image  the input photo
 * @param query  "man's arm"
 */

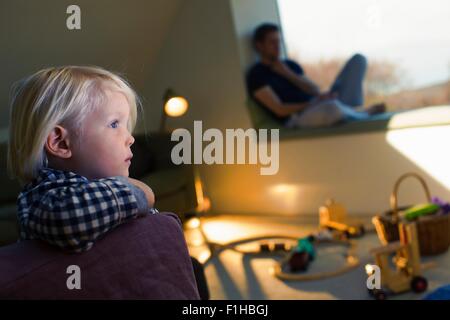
xmin=253 ymin=86 xmax=311 ymax=118
xmin=24 ymin=177 xmax=152 ymax=252
xmin=271 ymin=61 xmax=320 ymax=96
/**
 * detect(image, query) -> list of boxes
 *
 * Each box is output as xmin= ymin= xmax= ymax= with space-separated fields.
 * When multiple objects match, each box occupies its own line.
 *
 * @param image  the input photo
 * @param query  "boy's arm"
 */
xmin=24 ymin=177 xmax=154 ymax=252
xmin=127 ymin=177 xmax=155 ymax=208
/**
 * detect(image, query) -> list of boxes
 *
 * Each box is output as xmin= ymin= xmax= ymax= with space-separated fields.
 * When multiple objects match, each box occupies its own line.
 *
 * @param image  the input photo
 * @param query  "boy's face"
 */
xmin=70 ymin=89 xmax=135 ymax=179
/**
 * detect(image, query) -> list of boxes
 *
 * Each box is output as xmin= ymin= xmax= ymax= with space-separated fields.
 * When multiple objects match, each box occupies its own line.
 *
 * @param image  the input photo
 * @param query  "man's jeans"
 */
xmin=286 ymin=54 xmax=370 ymax=128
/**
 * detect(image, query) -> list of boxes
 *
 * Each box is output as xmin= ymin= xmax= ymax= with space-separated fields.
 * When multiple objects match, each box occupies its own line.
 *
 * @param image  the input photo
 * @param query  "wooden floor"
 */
xmin=184 ymin=214 xmax=450 ymax=300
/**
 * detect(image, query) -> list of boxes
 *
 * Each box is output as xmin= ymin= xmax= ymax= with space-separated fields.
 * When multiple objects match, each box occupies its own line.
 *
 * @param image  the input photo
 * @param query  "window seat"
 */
xmin=246 ymin=99 xmax=450 ymax=140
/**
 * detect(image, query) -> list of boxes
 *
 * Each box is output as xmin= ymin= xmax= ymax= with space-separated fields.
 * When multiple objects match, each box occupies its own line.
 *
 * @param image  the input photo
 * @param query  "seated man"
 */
xmin=246 ymin=23 xmax=385 ymax=128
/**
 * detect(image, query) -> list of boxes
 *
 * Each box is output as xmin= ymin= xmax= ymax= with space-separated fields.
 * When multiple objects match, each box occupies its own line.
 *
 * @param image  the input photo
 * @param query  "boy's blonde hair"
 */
xmin=7 ymin=65 xmax=141 ymax=185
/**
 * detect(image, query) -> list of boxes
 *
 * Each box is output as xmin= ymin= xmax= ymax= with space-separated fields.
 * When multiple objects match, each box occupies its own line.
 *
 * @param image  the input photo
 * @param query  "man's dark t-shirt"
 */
xmin=246 ymin=59 xmax=314 ymax=121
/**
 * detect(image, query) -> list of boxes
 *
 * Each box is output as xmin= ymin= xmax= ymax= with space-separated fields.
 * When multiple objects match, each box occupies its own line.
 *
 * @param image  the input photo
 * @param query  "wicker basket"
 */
xmin=372 ymin=172 xmax=450 ymax=256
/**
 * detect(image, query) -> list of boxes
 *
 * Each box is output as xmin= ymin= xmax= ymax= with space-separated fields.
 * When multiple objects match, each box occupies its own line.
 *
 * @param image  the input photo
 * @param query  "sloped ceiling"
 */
xmin=0 ymin=0 xmax=184 ymax=129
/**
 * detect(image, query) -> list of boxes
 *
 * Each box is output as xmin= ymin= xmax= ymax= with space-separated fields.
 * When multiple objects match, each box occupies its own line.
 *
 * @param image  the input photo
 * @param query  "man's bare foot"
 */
xmin=366 ymin=103 xmax=386 ymax=115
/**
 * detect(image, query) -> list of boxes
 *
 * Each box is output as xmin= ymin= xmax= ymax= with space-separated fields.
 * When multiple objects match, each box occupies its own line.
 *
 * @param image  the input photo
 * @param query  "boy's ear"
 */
xmin=44 ymin=125 xmax=72 ymax=159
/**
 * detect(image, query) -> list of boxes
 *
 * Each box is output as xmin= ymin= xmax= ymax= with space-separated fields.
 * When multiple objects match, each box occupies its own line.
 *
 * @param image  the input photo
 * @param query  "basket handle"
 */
xmin=390 ymin=172 xmax=432 ymax=217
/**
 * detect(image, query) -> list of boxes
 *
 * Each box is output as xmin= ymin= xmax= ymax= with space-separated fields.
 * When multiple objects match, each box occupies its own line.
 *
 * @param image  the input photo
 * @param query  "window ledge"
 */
xmin=246 ymin=100 xmax=450 ymax=140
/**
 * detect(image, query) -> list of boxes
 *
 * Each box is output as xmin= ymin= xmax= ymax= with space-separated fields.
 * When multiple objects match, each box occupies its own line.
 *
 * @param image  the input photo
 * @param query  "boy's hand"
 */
xmin=127 ymin=177 xmax=155 ymax=207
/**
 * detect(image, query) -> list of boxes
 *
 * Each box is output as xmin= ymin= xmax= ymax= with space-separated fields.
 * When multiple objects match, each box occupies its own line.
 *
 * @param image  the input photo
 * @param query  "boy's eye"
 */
xmin=110 ymin=120 xmax=119 ymax=128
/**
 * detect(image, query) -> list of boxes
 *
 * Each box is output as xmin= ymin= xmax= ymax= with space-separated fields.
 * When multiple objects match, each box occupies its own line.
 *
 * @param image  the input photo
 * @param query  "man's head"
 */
xmin=8 ymin=66 xmax=140 ymax=184
xmin=252 ymin=23 xmax=281 ymax=62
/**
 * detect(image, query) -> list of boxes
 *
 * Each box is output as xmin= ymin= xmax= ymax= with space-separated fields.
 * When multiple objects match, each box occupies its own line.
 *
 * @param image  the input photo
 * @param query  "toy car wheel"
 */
xmin=411 ymin=276 xmax=428 ymax=293
xmin=289 ymin=251 xmax=310 ymax=272
xmin=372 ymin=289 xmax=387 ymax=300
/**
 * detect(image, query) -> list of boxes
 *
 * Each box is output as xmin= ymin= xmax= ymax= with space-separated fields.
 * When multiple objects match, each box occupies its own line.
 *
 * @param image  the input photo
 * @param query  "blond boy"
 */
xmin=8 ymin=66 xmax=157 ymax=252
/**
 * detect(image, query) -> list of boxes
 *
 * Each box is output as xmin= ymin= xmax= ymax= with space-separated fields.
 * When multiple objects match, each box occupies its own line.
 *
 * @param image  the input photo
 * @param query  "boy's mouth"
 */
xmin=125 ymin=154 xmax=133 ymax=163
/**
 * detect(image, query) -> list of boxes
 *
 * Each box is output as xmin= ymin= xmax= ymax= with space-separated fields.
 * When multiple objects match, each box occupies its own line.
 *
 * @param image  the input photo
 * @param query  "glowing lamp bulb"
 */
xmin=164 ymin=97 xmax=188 ymax=117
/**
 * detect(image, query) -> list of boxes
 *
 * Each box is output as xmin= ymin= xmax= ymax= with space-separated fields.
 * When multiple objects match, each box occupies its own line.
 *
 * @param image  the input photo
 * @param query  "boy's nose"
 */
xmin=127 ymin=134 xmax=135 ymax=147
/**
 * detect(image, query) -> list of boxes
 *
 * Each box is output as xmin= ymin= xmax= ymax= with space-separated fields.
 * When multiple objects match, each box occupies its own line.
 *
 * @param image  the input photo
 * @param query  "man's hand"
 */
xmin=127 ymin=177 xmax=155 ymax=208
xmin=253 ymin=86 xmax=311 ymax=118
xmin=317 ymin=91 xmax=338 ymax=102
xmin=270 ymin=61 xmax=320 ymax=96
xmin=270 ymin=61 xmax=294 ymax=78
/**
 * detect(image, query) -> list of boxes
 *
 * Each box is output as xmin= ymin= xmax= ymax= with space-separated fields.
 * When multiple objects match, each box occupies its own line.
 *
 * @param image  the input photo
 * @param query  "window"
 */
xmin=278 ymin=0 xmax=450 ymax=111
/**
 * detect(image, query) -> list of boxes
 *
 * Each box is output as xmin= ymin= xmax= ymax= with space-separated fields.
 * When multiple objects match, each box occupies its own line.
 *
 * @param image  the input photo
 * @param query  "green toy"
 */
xmin=288 ymin=236 xmax=316 ymax=272
xmin=402 ymin=203 xmax=440 ymax=221
xmin=295 ymin=237 xmax=316 ymax=260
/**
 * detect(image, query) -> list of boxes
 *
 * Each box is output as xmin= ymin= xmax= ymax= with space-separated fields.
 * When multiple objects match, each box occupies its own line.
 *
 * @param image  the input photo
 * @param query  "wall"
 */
xmin=0 ymin=0 xmax=182 ymax=132
xmin=204 ymin=126 xmax=450 ymax=216
xmin=230 ymin=0 xmax=286 ymax=71
xmin=140 ymin=0 xmax=250 ymax=133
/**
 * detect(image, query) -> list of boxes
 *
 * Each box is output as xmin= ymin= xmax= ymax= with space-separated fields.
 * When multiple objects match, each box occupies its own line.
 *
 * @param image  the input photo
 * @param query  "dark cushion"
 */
xmin=0 ymin=204 xmax=19 ymax=246
xmin=0 ymin=142 xmax=22 ymax=204
xmin=0 ymin=212 xmax=200 ymax=300
xmin=129 ymin=133 xmax=180 ymax=178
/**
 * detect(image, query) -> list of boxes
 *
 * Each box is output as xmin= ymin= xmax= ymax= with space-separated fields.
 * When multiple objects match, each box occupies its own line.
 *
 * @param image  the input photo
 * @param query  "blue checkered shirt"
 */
xmin=17 ymin=168 xmax=158 ymax=252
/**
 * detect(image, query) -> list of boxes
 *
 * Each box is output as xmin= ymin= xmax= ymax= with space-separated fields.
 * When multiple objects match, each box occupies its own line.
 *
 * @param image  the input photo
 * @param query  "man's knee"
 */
xmin=349 ymin=53 xmax=367 ymax=70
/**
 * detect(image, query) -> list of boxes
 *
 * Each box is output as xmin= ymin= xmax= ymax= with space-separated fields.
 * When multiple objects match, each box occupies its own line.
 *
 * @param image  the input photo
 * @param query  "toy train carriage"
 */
xmin=319 ymin=199 xmax=365 ymax=238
